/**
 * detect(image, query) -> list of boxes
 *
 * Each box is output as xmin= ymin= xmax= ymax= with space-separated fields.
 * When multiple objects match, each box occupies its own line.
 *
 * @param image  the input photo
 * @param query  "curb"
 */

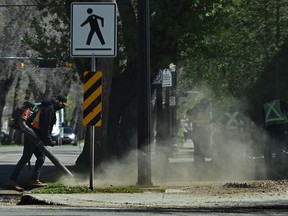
xmin=18 ymin=194 xmax=288 ymax=213
xmin=18 ymin=192 xmax=288 ymax=210
xmin=0 ymin=190 xmax=23 ymax=205
xmin=19 ymin=194 xmax=57 ymax=206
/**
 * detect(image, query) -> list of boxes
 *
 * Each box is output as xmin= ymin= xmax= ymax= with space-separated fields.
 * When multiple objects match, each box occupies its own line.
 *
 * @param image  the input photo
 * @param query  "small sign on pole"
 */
xmin=82 ymin=70 xmax=103 ymax=127
xmin=162 ymin=69 xmax=172 ymax=87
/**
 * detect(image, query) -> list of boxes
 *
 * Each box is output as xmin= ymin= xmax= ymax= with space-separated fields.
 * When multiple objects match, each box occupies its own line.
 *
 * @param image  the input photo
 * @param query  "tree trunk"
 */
xmin=8 ymin=75 xmax=22 ymax=144
xmin=0 ymin=73 xmax=15 ymax=144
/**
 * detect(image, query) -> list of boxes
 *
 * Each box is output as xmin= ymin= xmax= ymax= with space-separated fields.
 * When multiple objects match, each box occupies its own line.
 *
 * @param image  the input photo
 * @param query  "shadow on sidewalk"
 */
xmin=0 ymin=164 xmax=75 ymax=191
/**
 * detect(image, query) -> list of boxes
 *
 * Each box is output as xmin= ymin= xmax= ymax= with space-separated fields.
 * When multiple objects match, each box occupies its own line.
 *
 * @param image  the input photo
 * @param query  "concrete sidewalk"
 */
xmin=16 ymin=185 xmax=288 ymax=210
xmin=2 ymin=176 xmax=288 ymax=210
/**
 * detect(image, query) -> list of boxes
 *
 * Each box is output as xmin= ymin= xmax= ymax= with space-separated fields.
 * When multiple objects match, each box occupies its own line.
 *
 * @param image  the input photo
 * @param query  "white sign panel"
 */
xmin=162 ymin=69 xmax=172 ymax=87
xmin=71 ymin=2 xmax=117 ymax=57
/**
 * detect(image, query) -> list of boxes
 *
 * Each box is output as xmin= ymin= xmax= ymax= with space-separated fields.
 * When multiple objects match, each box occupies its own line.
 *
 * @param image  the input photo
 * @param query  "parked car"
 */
xmin=51 ymin=126 xmax=60 ymax=145
xmin=62 ymin=127 xmax=77 ymax=145
xmin=0 ymin=130 xmax=9 ymax=144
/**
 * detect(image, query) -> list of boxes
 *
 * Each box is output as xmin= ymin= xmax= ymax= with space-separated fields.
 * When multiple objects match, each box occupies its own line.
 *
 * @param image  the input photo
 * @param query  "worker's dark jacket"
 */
xmin=30 ymin=100 xmax=56 ymax=146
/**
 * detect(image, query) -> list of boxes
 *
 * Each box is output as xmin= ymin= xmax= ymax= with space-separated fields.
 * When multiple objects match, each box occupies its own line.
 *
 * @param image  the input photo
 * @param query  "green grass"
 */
xmin=31 ymin=183 xmax=165 ymax=194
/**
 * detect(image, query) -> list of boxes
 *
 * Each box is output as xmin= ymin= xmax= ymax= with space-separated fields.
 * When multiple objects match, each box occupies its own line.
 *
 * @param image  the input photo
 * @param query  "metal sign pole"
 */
xmin=89 ymin=125 xmax=94 ymax=190
xmin=71 ymin=2 xmax=117 ymax=190
xmin=89 ymin=57 xmax=96 ymax=190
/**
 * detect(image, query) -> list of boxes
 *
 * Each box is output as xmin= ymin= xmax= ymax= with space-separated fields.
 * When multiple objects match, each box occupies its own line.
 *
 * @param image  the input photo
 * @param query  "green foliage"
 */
xmin=179 ymin=0 xmax=288 ymax=100
xmin=24 ymin=0 xmax=70 ymax=61
xmin=150 ymin=0 xmax=224 ymax=73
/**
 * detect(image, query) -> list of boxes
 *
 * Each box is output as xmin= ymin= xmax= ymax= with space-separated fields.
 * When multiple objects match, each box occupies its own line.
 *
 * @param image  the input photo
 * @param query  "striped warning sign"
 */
xmin=82 ymin=70 xmax=102 ymax=126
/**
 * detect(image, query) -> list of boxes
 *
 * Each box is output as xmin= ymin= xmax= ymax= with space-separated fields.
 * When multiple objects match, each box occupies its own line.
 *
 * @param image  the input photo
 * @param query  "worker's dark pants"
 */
xmin=10 ymin=135 xmax=45 ymax=182
xmin=264 ymin=124 xmax=286 ymax=166
xmin=192 ymin=126 xmax=210 ymax=167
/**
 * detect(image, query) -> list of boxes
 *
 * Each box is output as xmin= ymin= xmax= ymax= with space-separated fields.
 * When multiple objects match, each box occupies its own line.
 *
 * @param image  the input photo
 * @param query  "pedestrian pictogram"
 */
xmin=80 ymin=8 xmax=105 ymax=46
xmin=71 ymin=2 xmax=117 ymax=57
xmin=82 ymin=70 xmax=102 ymax=126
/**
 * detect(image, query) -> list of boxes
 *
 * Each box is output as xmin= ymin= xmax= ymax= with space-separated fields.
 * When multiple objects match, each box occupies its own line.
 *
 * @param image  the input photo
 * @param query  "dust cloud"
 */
xmin=59 ymin=93 xmax=271 ymax=187
xmin=59 ymin=130 xmax=268 ymax=188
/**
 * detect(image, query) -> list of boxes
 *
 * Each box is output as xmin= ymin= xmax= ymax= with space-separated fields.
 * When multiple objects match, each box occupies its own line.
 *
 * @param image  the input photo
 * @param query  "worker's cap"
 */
xmin=55 ymin=95 xmax=67 ymax=106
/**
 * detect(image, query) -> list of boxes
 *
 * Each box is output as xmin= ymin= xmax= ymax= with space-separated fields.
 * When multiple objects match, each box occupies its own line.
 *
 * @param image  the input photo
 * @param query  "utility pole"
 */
xmin=137 ymin=0 xmax=152 ymax=186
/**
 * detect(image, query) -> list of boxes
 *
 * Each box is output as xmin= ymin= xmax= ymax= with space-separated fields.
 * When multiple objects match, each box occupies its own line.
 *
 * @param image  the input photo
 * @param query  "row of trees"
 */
xmin=180 ymin=0 xmax=288 ymax=121
xmin=2 ymin=0 xmax=288 ymax=170
xmin=0 ymin=0 xmax=83 ymax=145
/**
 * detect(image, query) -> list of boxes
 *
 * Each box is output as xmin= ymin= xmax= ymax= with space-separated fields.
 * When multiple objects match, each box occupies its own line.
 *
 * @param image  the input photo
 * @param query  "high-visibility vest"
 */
xmin=224 ymin=111 xmax=242 ymax=130
xmin=30 ymin=108 xmax=42 ymax=129
xmin=263 ymin=100 xmax=288 ymax=126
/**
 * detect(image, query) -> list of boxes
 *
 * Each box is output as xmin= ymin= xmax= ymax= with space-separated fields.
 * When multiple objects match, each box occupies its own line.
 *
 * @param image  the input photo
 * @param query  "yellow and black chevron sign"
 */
xmin=82 ymin=70 xmax=102 ymax=126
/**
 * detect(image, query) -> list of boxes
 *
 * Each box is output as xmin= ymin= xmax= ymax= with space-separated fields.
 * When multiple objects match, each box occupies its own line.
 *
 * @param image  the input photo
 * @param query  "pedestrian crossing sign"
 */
xmin=70 ymin=2 xmax=117 ymax=57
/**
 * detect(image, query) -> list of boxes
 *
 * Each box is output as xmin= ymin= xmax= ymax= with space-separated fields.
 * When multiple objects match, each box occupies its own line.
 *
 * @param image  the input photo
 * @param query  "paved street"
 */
xmin=0 ymin=145 xmax=82 ymax=166
xmin=0 ymin=144 xmax=82 ymax=190
xmin=1 ymin=206 xmax=288 ymax=216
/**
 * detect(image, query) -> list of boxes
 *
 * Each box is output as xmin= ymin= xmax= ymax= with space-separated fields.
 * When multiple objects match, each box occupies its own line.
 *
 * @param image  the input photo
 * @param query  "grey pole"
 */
xmin=89 ymin=57 xmax=96 ymax=190
xmin=137 ymin=0 xmax=152 ymax=186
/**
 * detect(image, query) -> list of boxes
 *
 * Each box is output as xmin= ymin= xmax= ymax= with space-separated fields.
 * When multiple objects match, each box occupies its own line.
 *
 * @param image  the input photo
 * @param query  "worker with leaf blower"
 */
xmin=7 ymin=95 xmax=68 ymax=191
